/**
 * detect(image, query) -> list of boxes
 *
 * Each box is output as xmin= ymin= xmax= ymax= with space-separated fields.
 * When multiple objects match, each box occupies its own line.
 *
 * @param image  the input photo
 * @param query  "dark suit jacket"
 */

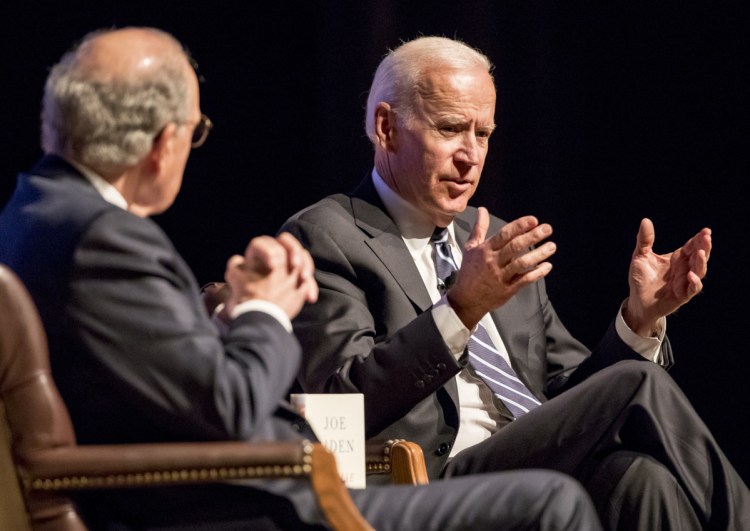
xmin=0 ymin=155 xmax=320 ymax=528
xmin=281 ymin=174 xmax=672 ymax=480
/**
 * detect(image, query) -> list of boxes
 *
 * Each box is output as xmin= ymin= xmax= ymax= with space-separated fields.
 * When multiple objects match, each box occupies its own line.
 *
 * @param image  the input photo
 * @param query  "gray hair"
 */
xmin=365 ymin=35 xmax=494 ymax=144
xmin=41 ymin=28 xmax=190 ymax=175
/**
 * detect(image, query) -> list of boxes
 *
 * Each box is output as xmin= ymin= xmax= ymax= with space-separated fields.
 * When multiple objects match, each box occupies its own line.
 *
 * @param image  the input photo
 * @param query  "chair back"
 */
xmin=0 ymin=264 xmax=86 ymax=530
xmin=0 ymin=400 xmax=31 ymax=530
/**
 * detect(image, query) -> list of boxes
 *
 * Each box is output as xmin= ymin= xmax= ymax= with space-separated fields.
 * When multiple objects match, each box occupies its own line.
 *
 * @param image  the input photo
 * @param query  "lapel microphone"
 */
xmin=438 ymin=271 xmax=459 ymax=293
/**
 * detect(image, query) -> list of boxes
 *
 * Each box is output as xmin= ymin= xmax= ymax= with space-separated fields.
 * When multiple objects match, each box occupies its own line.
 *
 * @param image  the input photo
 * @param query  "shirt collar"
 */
xmin=371 ymin=168 xmax=457 ymax=254
xmin=66 ymin=158 xmax=129 ymax=211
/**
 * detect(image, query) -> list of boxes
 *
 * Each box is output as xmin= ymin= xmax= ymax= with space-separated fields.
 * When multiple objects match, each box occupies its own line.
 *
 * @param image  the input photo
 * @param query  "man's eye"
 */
xmin=440 ymin=126 xmax=458 ymax=134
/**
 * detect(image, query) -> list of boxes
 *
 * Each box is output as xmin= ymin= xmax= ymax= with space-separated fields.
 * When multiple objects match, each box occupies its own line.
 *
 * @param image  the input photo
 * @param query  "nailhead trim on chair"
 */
xmin=366 ymin=439 xmax=403 ymax=475
xmin=24 ymin=441 xmax=314 ymax=491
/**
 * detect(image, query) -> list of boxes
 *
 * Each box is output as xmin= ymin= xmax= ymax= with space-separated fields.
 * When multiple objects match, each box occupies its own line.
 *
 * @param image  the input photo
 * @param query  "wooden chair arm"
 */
xmin=366 ymin=439 xmax=429 ymax=485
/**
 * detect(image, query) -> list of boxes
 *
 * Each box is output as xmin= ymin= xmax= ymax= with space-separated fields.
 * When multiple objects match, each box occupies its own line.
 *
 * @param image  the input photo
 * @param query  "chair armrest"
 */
xmin=366 ymin=439 xmax=429 ymax=485
xmin=18 ymin=440 xmax=313 ymax=490
xmin=18 ymin=440 xmax=373 ymax=531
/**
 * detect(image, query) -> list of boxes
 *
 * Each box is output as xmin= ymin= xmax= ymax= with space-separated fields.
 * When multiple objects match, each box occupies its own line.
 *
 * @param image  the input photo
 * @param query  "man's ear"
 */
xmin=148 ymin=122 xmax=178 ymax=175
xmin=374 ymin=102 xmax=397 ymax=151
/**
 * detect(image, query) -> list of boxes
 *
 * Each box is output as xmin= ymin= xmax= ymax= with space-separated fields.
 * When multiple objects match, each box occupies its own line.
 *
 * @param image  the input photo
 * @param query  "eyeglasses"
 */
xmin=190 ymin=113 xmax=213 ymax=148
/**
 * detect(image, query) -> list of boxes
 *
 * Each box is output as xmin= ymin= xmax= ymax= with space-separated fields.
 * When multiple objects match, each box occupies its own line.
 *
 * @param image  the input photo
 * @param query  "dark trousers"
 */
xmin=443 ymin=360 xmax=750 ymax=530
xmin=77 ymin=460 xmax=603 ymax=531
xmin=353 ymin=468 xmax=602 ymax=531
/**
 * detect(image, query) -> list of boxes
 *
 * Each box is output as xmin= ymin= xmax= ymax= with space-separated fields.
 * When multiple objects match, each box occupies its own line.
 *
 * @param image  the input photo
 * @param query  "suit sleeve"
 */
xmin=68 ymin=209 xmax=301 ymax=441
xmin=532 ymin=272 xmax=673 ymax=397
xmin=283 ymin=217 xmax=464 ymax=437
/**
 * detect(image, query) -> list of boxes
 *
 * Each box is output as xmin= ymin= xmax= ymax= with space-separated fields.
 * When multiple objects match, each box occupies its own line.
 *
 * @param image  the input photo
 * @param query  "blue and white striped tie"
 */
xmin=431 ymin=227 xmax=541 ymax=418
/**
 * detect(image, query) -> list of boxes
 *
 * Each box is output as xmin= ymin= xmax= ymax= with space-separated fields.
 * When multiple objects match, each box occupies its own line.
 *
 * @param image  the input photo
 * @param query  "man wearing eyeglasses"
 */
xmin=0 ymin=27 xmax=606 ymax=530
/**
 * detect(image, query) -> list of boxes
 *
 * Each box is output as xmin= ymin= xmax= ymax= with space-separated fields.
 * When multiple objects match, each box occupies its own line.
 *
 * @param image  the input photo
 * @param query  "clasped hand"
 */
xmin=223 ymin=232 xmax=319 ymax=319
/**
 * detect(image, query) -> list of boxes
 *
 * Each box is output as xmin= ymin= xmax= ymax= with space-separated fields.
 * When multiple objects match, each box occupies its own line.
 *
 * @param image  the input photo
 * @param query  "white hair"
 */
xmin=364 ymin=36 xmax=494 ymax=144
xmin=41 ymin=28 xmax=191 ymax=175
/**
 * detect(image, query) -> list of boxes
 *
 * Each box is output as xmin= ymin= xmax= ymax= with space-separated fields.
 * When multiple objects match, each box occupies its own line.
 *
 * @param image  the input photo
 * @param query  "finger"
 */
xmin=489 ymin=216 xmax=540 ymax=251
xmin=635 ymin=218 xmax=655 ymax=256
xmin=277 ymin=232 xmax=306 ymax=270
xmin=690 ymin=248 xmax=709 ymax=279
xmin=689 ymin=228 xmax=712 ymax=262
xmin=302 ymin=276 xmax=319 ymax=304
xmin=224 ymin=255 xmax=245 ymax=279
xmin=510 ymin=261 xmax=553 ymax=288
xmin=702 ymin=230 xmax=712 ymax=262
xmin=246 ymin=236 xmax=286 ymax=273
xmin=299 ymin=248 xmax=316 ymax=281
xmin=465 ymin=207 xmax=489 ymax=250
xmin=224 ymin=255 xmax=250 ymax=302
xmin=686 ymin=270 xmax=703 ymax=298
xmin=504 ymin=241 xmax=557 ymax=279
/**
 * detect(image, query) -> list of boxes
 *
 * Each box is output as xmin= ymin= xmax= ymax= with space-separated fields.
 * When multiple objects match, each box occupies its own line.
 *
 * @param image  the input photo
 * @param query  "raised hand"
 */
xmin=624 ymin=218 xmax=711 ymax=336
xmin=448 ymin=207 xmax=556 ymax=329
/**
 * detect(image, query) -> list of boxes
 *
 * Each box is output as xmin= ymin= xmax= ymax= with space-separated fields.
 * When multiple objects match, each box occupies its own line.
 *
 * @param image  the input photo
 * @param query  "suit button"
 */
xmin=424 ymin=374 xmax=433 ymax=383
xmin=415 ymin=380 xmax=425 ymax=388
xmin=435 ymin=442 xmax=451 ymax=456
xmin=436 ymin=363 xmax=446 ymax=371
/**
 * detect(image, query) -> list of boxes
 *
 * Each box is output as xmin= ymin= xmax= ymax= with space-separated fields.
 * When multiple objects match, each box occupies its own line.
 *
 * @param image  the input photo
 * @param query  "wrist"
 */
xmin=622 ymin=298 xmax=659 ymax=337
xmin=447 ymin=290 xmax=484 ymax=330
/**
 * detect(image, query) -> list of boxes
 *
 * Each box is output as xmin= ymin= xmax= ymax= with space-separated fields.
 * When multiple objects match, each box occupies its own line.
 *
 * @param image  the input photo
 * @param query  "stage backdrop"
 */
xmin=2 ymin=1 xmax=748 ymax=483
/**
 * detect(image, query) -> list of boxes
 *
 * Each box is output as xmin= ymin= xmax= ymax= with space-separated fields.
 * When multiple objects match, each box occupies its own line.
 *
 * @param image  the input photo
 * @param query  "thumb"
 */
xmin=466 ymin=207 xmax=489 ymax=249
xmin=635 ymin=218 xmax=655 ymax=256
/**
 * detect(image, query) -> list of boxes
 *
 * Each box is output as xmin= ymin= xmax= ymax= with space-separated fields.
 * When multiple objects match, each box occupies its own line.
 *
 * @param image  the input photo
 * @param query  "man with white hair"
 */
xmin=281 ymin=35 xmax=750 ymax=529
xmin=0 ymin=27 xmax=603 ymax=530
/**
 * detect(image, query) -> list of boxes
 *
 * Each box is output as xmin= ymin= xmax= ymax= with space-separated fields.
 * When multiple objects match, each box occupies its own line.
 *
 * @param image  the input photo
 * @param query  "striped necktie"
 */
xmin=431 ymin=227 xmax=541 ymax=418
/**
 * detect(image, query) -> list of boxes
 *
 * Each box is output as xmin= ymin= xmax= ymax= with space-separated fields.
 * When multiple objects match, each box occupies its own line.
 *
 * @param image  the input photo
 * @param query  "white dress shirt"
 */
xmin=371 ymin=169 xmax=665 ymax=456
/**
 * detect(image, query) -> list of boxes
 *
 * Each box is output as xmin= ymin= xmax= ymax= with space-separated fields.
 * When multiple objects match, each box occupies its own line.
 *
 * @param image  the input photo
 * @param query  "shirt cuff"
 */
xmin=210 ymin=303 xmax=232 ymax=337
xmin=230 ymin=299 xmax=293 ymax=333
xmin=615 ymin=300 xmax=667 ymax=364
xmin=432 ymin=296 xmax=472 ymax=359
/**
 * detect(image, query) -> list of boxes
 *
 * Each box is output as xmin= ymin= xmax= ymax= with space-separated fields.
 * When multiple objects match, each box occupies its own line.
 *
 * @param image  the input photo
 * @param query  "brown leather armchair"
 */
xmin=0 ymin=264 xmax=376 ymax=531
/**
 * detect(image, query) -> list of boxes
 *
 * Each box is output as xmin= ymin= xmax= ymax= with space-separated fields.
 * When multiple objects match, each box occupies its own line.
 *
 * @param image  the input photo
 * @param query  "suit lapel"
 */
xmin=350 ymin=177 xmax=433 ymax=312
xmin=351 ymin=177 xmax=459 ymax=416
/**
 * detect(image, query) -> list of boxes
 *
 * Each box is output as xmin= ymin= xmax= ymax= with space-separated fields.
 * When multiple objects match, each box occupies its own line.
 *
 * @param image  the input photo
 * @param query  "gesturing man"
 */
xmin=281 ymin=35 xmax=749 ymax=529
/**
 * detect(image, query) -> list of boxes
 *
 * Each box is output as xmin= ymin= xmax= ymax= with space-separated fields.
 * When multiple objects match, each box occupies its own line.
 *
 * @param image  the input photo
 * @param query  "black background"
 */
xmin=2 ymin=1 xmax=748 ymax=484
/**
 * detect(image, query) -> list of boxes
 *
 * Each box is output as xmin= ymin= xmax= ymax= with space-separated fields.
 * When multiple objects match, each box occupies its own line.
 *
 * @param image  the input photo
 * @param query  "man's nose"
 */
xmin=454 ymin=133 xmax=481 ymax=166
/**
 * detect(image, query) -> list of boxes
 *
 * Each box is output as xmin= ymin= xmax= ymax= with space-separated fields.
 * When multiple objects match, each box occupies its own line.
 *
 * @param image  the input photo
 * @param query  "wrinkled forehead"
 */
xmin=413 ymin=66 xmax=496 ymax=114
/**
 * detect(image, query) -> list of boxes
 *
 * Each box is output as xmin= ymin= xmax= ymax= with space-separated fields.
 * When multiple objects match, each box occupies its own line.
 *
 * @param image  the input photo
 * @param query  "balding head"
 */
xmin=41 ymin=27 xmax=194 ymax=176
xmin=75 ymin=28 xmax=186 ymax=84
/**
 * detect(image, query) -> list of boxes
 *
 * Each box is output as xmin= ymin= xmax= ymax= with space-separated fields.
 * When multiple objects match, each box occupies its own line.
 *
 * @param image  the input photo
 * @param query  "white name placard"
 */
xmin=290 ymin=393 xmax=365 ymax=489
